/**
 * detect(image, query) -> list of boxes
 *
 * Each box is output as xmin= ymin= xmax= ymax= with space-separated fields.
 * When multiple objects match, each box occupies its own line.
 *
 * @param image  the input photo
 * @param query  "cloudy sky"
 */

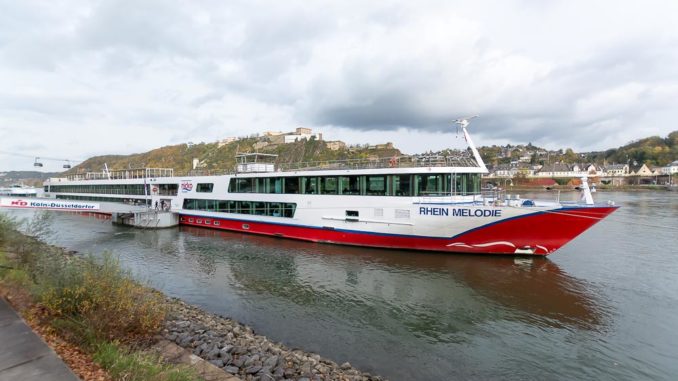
xmin=2 ymin=0 xmax=678 ymax=172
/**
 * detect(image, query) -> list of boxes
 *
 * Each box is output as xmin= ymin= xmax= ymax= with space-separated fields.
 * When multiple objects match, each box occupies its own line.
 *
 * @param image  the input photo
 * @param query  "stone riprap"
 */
xmin=163 ymin=298 xmax=385 ymax=381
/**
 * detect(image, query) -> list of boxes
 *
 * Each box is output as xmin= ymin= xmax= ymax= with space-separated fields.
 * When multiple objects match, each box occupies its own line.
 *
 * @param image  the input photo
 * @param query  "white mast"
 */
xmin=455 ymin=116 xmax=488 ymax=173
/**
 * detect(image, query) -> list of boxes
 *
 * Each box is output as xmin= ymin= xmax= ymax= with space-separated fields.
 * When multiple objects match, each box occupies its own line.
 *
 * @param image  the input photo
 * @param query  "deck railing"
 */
xmin=64 ymin=168 xmax=174 ymax=181
xmin=277 ymin=154 xmax=478 ymax=172
xmin=53 ymin=153 xmax=479 ymax=182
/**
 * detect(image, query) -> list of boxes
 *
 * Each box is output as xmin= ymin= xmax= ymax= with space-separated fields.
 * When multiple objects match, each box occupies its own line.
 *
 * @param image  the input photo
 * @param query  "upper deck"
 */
xmin=51 ymin=151 xmax=482 ymax=184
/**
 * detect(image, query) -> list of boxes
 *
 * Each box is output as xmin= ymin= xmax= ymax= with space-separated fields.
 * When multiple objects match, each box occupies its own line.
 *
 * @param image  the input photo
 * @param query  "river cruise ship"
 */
xmin=42 ymin=120 xmax=618 ymax=255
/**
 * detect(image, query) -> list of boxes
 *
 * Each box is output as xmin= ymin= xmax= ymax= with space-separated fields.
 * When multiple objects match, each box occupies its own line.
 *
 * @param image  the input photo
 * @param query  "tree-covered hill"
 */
xmin=65 ymin=138 xmax=401 ymax=175
xmin=584 ymin=131 xmax=678 ymax=166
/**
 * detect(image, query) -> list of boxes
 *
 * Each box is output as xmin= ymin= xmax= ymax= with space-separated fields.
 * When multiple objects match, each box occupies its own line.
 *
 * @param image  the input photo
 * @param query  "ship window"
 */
xmin=303 ymin=177 xmax=318 ymax=194
xmin=238 ymin=201 xmax=252 ymax=214
xmin=283 ymin=203 xmax=296 ymax=218
xmin=196 ymin=183 xmax=213 ymax=193
xmin=416 ymin=174 xmax=443 ymax=196
xmin=214 ymin=221 xmax=220 ymax=226
xmin=284 ymin=177 xmax=300 ymax=194
xmin=183 ymin=199 xmax=196 ymax=210
xmin=346 ymin=210 xmax=359 ymax=217
xmin=366 ymin=175 xmax=387 ymax=196
xmin=218 ymin=200 xmax=229 ymax=212
xmin=227 ymin=200 xmax=237 ymax=213
xmin=236 ymin=178 xmax=254 ymax=193
xmin=269 ymin=177 xmax=283 ymax=194
xmin=269 ymin=202 xmax=282 ymax=217
xmin=158 ymin=184 xmax=178 ymax=196
xmin=393 ymin=175 xmax=412 ymax=196
xmin=339 ymin=176 xmax=361 ymax=195
xmin=253 ymin=201 xmax=267 ymax=215
xmin=320 ymin=177 xmax=338 ymax=194
xmin=256 ymin=177 xmax=266 ymax=193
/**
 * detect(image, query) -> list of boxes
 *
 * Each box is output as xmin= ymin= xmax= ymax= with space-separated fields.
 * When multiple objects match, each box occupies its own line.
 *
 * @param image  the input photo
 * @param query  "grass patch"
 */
xmin=93 ymin=342 xmax=201 ymax=381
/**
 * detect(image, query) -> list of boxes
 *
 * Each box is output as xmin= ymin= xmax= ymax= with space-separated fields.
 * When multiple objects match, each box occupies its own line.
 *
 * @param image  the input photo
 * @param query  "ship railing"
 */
xmin=64 ymin=168 xmax=174 ymax=181
xmin=277 ymin=154 xmax=478 ymax=172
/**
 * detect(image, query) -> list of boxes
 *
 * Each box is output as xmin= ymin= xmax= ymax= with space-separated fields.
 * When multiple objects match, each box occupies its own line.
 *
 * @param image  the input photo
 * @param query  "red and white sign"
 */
xmin=0 ymin=198 xmax=100 ymax=211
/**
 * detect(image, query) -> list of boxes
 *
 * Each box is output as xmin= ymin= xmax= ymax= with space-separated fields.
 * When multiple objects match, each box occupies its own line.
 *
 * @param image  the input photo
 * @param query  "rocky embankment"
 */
xmin=163 ymin=298 xmax=385 ymax=381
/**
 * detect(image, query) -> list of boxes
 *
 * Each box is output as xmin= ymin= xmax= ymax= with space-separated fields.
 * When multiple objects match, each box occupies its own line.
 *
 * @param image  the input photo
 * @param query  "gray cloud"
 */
xmin=1 ymin=0 xmax=678 ymax=171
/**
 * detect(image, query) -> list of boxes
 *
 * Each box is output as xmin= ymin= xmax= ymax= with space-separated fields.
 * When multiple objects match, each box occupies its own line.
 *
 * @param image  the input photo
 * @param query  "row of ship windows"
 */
xmin=46 ymin=173 xmax=481 ymax=197
xmin=182 ymin=199 xmax=297 ymax=218
xmin=226 ymin=173 xmax=481 ymax=196
xmin=56 ymin=195 xmax=151 ymax=205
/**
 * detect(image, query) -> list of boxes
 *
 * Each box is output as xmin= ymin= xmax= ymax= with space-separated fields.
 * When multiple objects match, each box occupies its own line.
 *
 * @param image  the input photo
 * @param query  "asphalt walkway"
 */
xmin=0 ymin=298 xmax=79 ymax=381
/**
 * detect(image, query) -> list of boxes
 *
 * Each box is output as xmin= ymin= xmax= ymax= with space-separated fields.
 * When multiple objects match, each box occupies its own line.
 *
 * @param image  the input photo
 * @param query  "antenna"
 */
xmin=454 ymin=115 xmax=479 ymax=130
xmin=452 ymin=115 xmax=487 ymax=172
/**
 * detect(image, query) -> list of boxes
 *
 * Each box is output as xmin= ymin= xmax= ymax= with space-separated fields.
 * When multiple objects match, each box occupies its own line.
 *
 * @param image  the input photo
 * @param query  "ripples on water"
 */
xmin=3 ymin=191 xmax=677 ymax=380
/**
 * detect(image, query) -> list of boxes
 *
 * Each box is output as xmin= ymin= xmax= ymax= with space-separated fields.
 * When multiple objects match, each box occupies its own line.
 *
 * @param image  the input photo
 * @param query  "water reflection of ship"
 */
xmin=181 ymin=226 xmax=606 ymax=337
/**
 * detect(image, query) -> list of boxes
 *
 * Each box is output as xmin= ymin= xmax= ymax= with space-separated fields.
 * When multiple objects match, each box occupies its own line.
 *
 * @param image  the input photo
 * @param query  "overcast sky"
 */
xmin=2 ymin=0 xmax=678 ymax=172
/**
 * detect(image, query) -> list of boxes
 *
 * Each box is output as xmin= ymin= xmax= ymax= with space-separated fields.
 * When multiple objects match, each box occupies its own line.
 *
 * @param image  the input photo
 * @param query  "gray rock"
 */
xmin=340 ymin=362 xmax=352 ymax=370
xmin=224 ymin=366 xmax=240 ymax=374
xmin=209 ymin=359 xmax=224 ymax=368
xmin=264 ymin=355 xmax=278 ymax=369
xmin=259 ymin=372 xmax=275 ymax=381
xmin=232 ymin=357 xmax=246 ymax=368
xmin=221 ymin=353 xmax=233 ymax=365
xmin=207 ymin=347 xmax=221 ymax=360
xmin=301 ymin=362 xmax=312 ymax=375
xmin=179 ymin=336 xmax=192 ymax=347
xmin=245 ymin=365 xmax=262 ymax=374
xmin=220 ymin=345 xmax=234 ymax=355
xmin=244 ymin=354 xmax=259 ymax=367
xmin=167 ymin=333 xmax=177 ymax=341
xmin=283 ymin=368 xmax=296 ymax=378
xmin=298 ymin=378 xmax=310 ymax=381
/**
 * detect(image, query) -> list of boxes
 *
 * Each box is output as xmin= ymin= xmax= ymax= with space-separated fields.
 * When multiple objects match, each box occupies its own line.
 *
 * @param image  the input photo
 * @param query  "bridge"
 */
xmin=0 ymin=197 xmax=178 ymax=228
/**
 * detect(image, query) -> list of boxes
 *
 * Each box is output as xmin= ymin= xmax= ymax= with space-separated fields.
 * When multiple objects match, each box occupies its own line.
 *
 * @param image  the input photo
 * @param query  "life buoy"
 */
xmin=389 ymin=157 xmax=397 ymax=167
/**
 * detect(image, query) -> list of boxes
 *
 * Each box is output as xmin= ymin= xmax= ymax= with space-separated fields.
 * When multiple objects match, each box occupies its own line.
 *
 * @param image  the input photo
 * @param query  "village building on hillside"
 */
xmin=604 ymin=164 xmax=630 ymax=176
xmin=267 ymin=127 xmax=323 ymax=144
xmin=368 ymin=142 xmax=394 ymax=150
xmin=534 ymin=163 xmax=572 ymax=177
xmin=630 ymin=164 xmax=655 ymax=177
xmin=217 ymin=137 xmax=237 ymax=147
xmin=326 ymin=141 xmax=347 ymax=151
xmin=660 ymin=160 xmax=678 ymax=175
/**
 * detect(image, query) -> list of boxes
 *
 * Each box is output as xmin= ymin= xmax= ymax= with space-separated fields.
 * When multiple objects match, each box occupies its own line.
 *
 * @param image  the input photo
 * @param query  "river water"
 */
xmin=3 ymin=191 xmax=677 ymax=380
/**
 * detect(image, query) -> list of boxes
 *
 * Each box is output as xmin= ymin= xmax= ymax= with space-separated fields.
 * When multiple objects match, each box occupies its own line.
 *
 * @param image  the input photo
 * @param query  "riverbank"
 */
xmin=0 ymin=213 xmax=384 ymax=381
xmin=163 ymin=298 xmax=382 ymax=381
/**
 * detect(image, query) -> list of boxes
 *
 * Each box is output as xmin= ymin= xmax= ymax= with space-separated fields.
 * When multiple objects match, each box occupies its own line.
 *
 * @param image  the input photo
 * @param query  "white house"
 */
xmin=660 ymin=160 xmax=678 ymax=175
xmin=605 ymin=164 xmax=630 ymax=176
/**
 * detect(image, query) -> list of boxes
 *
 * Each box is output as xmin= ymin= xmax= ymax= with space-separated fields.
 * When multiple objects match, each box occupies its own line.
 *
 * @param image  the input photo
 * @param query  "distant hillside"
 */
xmin=0 ymin=171 xmax=59 ymax=187
xmin=62 ymin=129 xmax=678 ymax=176
xmin=583 ymin=131 xmax=678 ymax=166
xmin=65 ymin=138 xmax=401 ymax=175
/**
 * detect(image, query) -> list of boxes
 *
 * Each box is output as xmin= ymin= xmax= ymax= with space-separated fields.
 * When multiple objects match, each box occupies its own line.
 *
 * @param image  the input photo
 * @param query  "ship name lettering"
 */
xmin=419 ymin=207 xmax=501 ymax=217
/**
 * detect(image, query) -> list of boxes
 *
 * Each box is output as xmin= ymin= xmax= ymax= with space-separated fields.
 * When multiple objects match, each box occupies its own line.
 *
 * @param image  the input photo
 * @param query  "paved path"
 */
xmin=0 ymin=298 xmax=79 ymax=381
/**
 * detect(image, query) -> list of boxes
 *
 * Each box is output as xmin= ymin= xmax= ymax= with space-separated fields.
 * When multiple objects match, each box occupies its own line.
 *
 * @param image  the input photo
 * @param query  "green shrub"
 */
xmin=36 ymin=253 xmax=166 ymax=341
